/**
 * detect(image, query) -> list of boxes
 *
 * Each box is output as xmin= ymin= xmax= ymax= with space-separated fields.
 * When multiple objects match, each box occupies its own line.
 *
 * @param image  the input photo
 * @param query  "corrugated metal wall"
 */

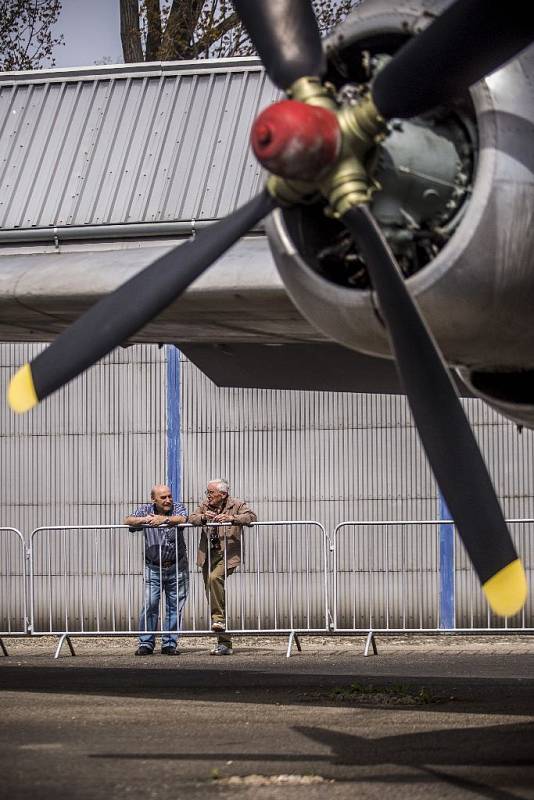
xmin=184 ymin=353 xmax=532 ymax=526
xmin=0 ymin=342 xmax=167 ymax=632
xmin=180 ymin=352 xmax=534 ymax=629
xmin=2 ymin=343 xmax=534 ymax=630
xmin=0 ymin=342 xmax=167 ymax=534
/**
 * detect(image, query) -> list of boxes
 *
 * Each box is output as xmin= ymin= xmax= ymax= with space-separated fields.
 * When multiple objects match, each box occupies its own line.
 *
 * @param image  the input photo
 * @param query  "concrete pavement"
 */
xmin=1 ymin=635 xmax=533 ymax=799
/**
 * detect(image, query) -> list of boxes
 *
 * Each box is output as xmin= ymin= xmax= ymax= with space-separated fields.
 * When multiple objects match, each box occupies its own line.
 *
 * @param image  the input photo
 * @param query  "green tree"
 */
xmin=0 ymin=0 xmax=63 ymax=71
xmin=120 ymin=0 xmax=357 ymax=63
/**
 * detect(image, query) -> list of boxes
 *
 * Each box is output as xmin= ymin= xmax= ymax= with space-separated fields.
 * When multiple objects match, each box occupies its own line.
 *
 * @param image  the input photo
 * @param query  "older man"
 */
xmin=125 ymin=484 xmax=188 ymax=656
xmin=189 ymin=479 xmax=256 ymax=655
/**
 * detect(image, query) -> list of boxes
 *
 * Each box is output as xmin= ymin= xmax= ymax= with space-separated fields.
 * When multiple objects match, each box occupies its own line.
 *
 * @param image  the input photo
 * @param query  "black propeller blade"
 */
xmin=232 ymin=0 xmax=325 ymax=90
xmin=235 ymin=0 xmax=527 ymax=614
xmin=373 ymin=0 xmax=534 ymax=120
xmin=8 ymin=190 xmax=275 ymax=412
xmin=343 ymin=206 xmax=526 ymax=616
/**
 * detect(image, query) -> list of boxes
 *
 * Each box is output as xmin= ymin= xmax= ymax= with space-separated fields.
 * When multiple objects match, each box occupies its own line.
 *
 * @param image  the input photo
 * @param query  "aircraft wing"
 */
xmin=0 ymin=233 xmax=415 ymax=394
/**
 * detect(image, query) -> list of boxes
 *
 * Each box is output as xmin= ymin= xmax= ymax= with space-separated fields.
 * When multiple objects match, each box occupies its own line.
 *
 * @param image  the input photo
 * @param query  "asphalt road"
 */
xmin=1 ymin=635 xmax=534 ymax=799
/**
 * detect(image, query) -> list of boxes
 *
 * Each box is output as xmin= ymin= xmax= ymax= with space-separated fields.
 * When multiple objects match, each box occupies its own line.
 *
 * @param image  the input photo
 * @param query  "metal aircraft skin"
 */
xmin=2 ymin=0 xmax=534 ymax=430
xmin=265 ymin=0 xmax=534 ymax=429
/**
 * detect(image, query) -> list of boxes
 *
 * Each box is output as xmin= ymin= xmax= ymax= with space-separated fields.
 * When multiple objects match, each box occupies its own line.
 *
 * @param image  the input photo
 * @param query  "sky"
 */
xmin=51 ymin=0 xmax=123 ymax=68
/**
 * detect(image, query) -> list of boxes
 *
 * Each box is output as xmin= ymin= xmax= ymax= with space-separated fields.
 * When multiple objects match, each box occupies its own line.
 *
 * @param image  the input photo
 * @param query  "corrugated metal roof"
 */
xmin=0 ymin=59 xmax=278 ymax=237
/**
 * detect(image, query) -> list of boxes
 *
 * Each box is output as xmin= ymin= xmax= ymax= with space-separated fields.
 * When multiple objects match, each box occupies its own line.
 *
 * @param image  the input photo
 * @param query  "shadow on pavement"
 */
xmin=293 ymin=722 xmax=534 ymax=767
xmin=2 ymin=664 xmax=534 ymax=718
xmin=87 ymin=721 xmax=534 ymax=799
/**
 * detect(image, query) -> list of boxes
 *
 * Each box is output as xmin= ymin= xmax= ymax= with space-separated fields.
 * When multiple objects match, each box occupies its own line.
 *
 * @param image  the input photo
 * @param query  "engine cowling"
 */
xmin=266 ymin=0 xmax=534 ymax=422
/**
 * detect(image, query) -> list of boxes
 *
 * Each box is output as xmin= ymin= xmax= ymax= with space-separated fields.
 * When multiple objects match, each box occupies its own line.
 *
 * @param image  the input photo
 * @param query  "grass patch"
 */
xmin=299 ymin=682 xmax=454 ymax=705
xmin=330 ymin=682 xmax=450 ymax=705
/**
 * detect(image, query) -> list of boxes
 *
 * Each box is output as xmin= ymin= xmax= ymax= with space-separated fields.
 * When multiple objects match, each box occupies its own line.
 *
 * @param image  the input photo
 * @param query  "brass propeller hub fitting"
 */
xmin=256 ymin=76 xmax=387 ymax=216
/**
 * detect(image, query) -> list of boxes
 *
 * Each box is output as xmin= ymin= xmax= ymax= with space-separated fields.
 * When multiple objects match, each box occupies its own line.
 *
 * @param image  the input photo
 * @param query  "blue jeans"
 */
xmin=138 ymin=562 xmax=189 ymax=650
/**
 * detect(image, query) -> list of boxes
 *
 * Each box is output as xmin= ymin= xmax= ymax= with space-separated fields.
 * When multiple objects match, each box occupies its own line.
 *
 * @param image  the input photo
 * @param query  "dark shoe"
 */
xmin=135 ymin=646 xmax=153 ymax=656
xmin=161 ymin=646 xmax=179 ymax=655
xmin=211 ymin=644 xmax=233 ymax=656
xmin=211 ymin=621 xmax=226 ymax=632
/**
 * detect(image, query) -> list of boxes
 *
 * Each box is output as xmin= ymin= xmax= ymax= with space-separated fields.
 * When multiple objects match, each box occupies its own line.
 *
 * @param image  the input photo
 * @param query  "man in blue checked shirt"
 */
xmin=124 ymin=485 xmax=189 ymax=656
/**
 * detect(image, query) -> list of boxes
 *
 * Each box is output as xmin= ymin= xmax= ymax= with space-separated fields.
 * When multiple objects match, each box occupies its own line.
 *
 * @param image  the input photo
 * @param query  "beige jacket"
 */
xmin=189 ymin=496 xmax=257 ymax=569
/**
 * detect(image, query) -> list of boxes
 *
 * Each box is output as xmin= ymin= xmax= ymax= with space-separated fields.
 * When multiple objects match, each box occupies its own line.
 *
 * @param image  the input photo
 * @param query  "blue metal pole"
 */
xmin=166 ymin=345 xmax=181 ymax=500
xmin=439 ymin=493 xmax=455 ymax=629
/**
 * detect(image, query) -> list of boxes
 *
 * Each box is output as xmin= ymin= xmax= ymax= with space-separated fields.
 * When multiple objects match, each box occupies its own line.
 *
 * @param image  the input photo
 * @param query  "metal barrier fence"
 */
xmin=332 ymin=519 xmax=534 ymax=633
xmin=1 ymin=518 xmax=533 ymax=657
xmin=0 ymin=528 xmax=28 ymax=652
xmin=29 ymin=521 xmax=330 ymax=654
xmin=455 ymin=518 xmax=534 ymax=631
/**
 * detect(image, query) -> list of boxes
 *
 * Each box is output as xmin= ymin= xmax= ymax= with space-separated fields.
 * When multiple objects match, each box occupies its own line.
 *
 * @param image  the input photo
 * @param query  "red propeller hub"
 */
xmin=251 ymin=99 xmax=341 ymax=181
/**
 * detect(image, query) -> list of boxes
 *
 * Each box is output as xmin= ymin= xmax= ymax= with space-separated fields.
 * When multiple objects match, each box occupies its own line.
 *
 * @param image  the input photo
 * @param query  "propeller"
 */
xmin=372 ymin=0 xmax=534 ymax=120
xmin=230 ymin=0 xmax=325 ymax=90
xmin=8 ymin=0 xmax=532 ymax=614
xmin=7 ymin=190 xmax=275 ymax=412
xmin=239 ymin=0 xmax=531 ymax=616
xmin=343 ymin=206 xmax=524 ymax=612
xmin=346 ymin=0 xmax=532 ymax=614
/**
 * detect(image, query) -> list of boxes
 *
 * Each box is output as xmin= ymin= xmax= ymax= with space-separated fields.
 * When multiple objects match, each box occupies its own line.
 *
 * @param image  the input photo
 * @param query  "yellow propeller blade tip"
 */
xmin=7 ymin=364 xmax=38 ymax=413
xmin=483 ymin=558 xmax=528 ymax=617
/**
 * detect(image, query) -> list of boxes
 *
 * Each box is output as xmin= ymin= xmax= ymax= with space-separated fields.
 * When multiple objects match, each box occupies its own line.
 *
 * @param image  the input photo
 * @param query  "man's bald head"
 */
xmin=151 ymin=485 xmax=173 ymax=513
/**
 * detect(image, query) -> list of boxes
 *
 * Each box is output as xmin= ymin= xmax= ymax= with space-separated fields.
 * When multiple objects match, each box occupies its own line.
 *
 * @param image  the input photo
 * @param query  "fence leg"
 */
xmin=364 ymin=631 xmax=378 ymax=657
xmin=54 ymin=634 xmax=76 ymax=659
xmin=286 ymin=631 xmax=302 ymax=658
xmin=0 ymin=638 xmax=8 ymax=656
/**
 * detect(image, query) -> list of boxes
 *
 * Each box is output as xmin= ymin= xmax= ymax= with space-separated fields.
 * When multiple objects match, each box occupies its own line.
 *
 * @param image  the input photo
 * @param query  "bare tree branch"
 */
xmin=119 ymin=1 xmax=359 ymax=65
xmin=144 ymin=0 xmax=162 ymax=61
xmin=159 ymin=0 xmax=204 ymax=60
xmin=21 ymin=0 xmax=38 ymax=61
xmin=192 ymin=12 xmax=241 ymax=60
xmin=120 ymin=0 xmax=143 ymax=63
xmin=0 ymin=0 xmax=64 ymax=71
